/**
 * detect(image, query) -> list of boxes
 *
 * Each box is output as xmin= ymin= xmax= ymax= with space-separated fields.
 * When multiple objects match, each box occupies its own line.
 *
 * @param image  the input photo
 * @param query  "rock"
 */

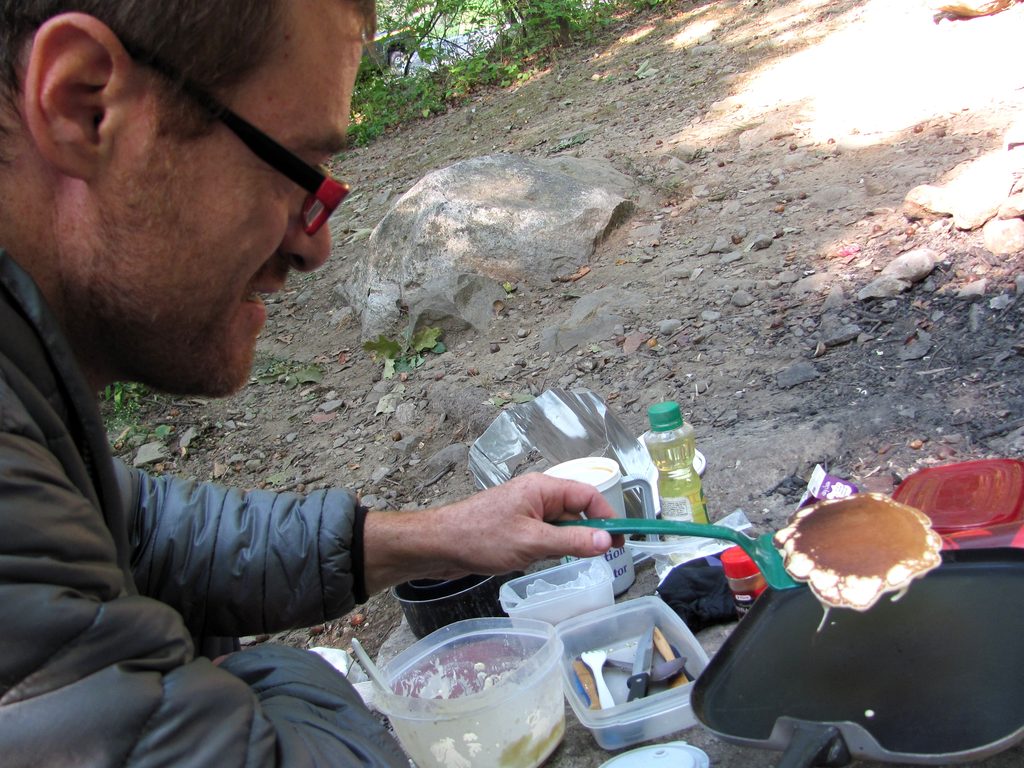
xmin=395 ymin=402 xmax=417 ymax=425
xmin=539 ymin=286 xmax=641 ymax=353
xmin=360 ymin=494 xmax=382 ymax=509
xmin=858 ymin=275 xmax=910 ymax=300
xmin=982 ymin=217 xmax=1024 ymax=255
xmin=879 ymin=248 xmax=938 ymax=283
xmin=658 ymin=319 xmax=683 ymax=335
xmin=822 ymin=285 xmax=846 ymax=311
xmin=904 ymin=154 xmax=1011 ymax=229
xmin=422 ymin=443 xmax=470 ymax=478
xmin=540 ymin=156 xmax=636 ymax=197
xmin=700 ymin=310 xmax=722 ymax=322
xmin=747 ymin=234 xmax=774 ymax=251
xmin=630 ymin=222 xmax=663 ymax=247
xmin=178 ymin=426 xmax=198 ymax=452
xmin=731 ymin=290 xmax=755 ymax=307
xmin=819 ymin=317 xmax=862 ymax=347
xmin=958 ymin=279 xmax=988 ymax=300
xmin=792 ymin=273 xmax=832 ymax=295
xmin=341 ymin=153 xmax=635 ymax=338
xmin=777 ymin=361 xmax=819 ymax=389
xmin=898 ymin=330 xmax=933 ymax=361
xmin=808 ymin=185 xmax=859 ymax=211
xmin=710 ymin=235 xmax=733 ymax=253
xmin=999 ymin=193 xmax=1024 ymax=219
xmin=320 ymin=399 xmax=345 ymax=413
xmin=133 ymin=441 xmax=170 ymax=467
xmin=903 ymin=184 xmax=951 ymax=221
xmin=776 ymin=270 xmax=799 ymax=284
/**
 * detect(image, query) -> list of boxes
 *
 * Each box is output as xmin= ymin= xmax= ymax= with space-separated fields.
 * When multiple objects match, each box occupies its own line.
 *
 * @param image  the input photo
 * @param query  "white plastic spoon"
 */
xmin=580 ymin=648 xmax=614 ymax=709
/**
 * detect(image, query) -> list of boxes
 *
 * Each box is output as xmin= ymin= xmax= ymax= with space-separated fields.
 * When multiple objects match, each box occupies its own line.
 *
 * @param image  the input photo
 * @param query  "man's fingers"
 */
xmin=556 ymin=523 xmax=613 ymax=558
xmin=545 ymin=476 xmax=616 ymax=520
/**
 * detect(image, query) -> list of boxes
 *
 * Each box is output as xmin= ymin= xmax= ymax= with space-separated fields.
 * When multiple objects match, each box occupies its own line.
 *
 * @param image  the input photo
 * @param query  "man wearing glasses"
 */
xmin=0 ymin=1 xmax=620 ymax=765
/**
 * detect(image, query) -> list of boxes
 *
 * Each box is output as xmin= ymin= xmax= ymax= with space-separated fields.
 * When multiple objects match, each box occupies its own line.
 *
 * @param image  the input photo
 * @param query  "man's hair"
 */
xmin=0 ymin=1 xmax=375 ymax=138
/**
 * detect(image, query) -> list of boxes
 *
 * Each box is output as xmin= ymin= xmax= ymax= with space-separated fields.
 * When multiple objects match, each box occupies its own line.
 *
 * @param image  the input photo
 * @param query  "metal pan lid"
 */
xmin=598 ymin=741 xmax=709 ymax=768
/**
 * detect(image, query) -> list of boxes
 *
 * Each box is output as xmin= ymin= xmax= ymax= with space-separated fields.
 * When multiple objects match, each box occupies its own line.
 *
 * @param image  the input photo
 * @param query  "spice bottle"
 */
xmin=643 ymin=401 xmax=709 ymax=530
xmin=720 ymin=545 xmax=768 ymax=616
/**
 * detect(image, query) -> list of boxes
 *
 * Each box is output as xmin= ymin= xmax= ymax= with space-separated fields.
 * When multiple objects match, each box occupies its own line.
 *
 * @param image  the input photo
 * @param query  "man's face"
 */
xmin=59 ymin=0 xmax=363 ymax=396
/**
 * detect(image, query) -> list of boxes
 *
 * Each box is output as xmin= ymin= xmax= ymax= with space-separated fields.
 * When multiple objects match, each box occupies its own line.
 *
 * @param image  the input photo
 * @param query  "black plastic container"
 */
xmin=393 ymin=573 xmax=516 ymax=638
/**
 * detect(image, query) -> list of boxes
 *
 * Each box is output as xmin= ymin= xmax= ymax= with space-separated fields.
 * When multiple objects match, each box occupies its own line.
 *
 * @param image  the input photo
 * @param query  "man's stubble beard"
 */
xmin=67 ymin=158 xmax=258 ymax=398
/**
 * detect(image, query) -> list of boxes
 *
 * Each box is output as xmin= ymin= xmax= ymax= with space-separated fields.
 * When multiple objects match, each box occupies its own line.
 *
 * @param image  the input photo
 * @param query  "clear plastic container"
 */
xmin=376 ymin=618 xmax=565 ymax=768
xmin=499 ymin=557 xmax=615 ymax=625
xmin=555 ymin=597 xmax=710 ymax=750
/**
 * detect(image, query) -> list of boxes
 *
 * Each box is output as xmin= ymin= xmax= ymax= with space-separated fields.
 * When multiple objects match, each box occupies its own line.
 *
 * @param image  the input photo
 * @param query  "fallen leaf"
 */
xmin=266 ymin=471 xmax=289 ymax=486
xmin=622 ymin=332 xmax=646 ymax=354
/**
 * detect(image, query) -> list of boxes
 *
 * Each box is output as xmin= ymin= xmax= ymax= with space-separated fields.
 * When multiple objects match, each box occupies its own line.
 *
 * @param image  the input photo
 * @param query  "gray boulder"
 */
xmin=341 ymin=153 xmax=634 ymax=339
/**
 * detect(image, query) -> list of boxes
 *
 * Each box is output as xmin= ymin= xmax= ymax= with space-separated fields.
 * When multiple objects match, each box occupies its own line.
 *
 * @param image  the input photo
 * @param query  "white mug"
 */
xmin=543 ymin=456 xmax=656 ymax=595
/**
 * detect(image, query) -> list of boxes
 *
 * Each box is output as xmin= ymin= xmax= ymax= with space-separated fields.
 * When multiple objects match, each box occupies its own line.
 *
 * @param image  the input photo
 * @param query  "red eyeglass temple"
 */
xmin=302 ymin=177 xmax=351 ymax=234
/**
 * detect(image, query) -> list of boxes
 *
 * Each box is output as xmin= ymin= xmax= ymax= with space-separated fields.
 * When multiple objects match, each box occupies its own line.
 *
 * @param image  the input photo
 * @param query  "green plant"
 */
xmin=252 ymin=356 xmax=325 ymax=389
xmin=101 ymin=381 xmax=147 ymax=421
xmin=349 ymin=0 xmax=620 ymax=145
xmin=363 ymin=325 xmax=446 ymax=379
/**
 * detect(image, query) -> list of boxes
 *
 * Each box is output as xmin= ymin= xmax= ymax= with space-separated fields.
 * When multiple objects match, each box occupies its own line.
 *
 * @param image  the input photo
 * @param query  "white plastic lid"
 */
xmin=598 ymin=741 xmax=710 ymax=768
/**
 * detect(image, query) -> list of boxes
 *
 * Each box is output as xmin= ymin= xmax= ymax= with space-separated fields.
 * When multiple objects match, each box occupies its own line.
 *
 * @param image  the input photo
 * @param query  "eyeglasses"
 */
xmin=129 ymin=49 xmax=350 ymax=235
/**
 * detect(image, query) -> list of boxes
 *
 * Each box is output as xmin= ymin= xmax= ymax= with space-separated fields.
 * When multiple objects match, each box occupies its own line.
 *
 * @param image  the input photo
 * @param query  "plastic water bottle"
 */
xmin=643 ymin=401 xmax=709 ymax=528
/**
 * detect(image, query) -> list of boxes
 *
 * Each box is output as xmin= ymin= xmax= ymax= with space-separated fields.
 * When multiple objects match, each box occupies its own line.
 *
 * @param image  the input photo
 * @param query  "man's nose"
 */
xmin=281 ymin=216 xmax=332 ymax=273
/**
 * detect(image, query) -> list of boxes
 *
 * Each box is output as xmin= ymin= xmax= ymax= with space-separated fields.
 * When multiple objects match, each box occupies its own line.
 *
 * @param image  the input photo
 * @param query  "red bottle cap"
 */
xmin=720 ymin=545 xmax=761 ymax=579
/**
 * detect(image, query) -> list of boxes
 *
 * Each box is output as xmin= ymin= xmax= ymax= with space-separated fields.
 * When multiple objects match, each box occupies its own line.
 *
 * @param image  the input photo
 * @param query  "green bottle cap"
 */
xmin=647 ymin=401 xmax=683 ymax=431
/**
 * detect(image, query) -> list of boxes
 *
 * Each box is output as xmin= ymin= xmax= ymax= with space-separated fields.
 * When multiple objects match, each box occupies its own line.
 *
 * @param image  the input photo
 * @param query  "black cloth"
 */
xmin=656 ymin=556 xmax=738 ymax=631
xmin=0 ymin=250 xmax=406 ymax=767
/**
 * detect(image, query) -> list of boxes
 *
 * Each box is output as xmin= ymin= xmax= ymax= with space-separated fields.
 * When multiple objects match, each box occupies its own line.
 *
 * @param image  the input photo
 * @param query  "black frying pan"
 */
xmin=691 ymin=548 xmax=1024 ymax=766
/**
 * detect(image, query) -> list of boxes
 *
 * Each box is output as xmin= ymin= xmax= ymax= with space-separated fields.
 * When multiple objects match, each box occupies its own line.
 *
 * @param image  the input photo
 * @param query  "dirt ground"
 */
xmin=107 ymin=0 xmax=1024 ymax=760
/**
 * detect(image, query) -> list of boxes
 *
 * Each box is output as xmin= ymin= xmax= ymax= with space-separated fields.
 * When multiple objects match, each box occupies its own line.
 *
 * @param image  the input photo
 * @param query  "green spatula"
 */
xmin=560 ymin=518 xmax=799 ymax=590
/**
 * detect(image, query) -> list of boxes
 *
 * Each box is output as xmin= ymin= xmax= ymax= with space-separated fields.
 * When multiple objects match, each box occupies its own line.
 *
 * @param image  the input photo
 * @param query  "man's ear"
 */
xmin=20 ymin=13 xmax=138 ymax=180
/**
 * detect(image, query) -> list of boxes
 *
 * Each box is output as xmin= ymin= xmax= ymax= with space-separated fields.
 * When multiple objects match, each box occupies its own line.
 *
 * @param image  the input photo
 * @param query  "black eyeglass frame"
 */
xmin=129 ymin=48 xmax=350 ymax=235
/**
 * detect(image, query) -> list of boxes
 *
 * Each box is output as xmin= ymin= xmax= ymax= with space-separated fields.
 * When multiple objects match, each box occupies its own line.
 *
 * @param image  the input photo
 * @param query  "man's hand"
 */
xmin=361 ymin=473 xmax=624 ymax=595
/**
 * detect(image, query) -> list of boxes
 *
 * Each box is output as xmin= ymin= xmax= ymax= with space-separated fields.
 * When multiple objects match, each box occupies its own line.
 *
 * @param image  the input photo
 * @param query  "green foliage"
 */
xmin=253 ymin=356 xmax=325 ymax=390
xmin=350 ymin=64 xmax=447 ymax=146
xmin=349 ymin=0 xmax=622 ymax=146
xmin=101 ymin=381 xmax=147 ymax=422
xmin=363 ymin=325 xmax=446 ymax=379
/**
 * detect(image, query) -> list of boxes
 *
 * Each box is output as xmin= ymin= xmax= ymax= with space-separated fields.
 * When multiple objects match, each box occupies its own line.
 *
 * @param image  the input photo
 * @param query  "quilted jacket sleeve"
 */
xmin=120 ymin=463 xmax=367 ymax=638
xmin=0 ymin=391 xmax=406 ymax=767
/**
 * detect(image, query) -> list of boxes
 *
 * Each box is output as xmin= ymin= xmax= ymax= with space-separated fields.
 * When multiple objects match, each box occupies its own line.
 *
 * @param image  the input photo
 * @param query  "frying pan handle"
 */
xmin=775 ymin=723 xmax=850 ymax=768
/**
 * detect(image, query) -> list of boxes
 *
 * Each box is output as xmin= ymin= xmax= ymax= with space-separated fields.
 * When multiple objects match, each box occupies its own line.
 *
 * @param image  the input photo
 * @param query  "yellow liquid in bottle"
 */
xmin=645 ymin=428 xmax=709 ymax=526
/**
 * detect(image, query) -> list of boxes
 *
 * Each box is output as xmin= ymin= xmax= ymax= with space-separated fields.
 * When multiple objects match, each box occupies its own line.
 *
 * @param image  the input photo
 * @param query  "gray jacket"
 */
xmin=0 ymin=251 xmax=406 ymax=766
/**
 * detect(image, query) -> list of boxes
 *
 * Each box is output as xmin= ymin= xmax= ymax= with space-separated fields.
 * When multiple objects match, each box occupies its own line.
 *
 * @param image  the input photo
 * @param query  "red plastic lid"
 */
xmin=720 ymin=545 xmax=761 ymax=579
xmin=892 ymin=459 xmax=1024 ymax=534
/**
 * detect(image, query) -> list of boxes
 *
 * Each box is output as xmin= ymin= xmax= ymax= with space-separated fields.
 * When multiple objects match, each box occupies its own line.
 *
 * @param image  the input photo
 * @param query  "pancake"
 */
xmin=773 ymin=493 xmax=943 ymax=611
